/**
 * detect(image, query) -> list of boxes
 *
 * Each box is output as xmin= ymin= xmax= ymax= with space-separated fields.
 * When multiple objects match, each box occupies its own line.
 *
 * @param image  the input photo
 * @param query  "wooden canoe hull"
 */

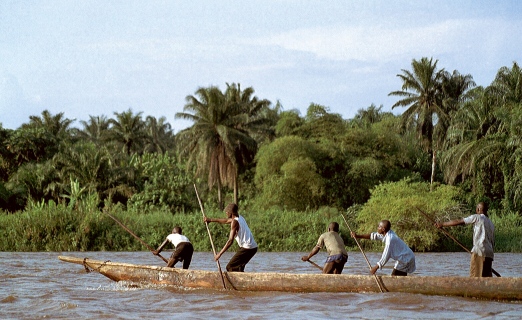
xmin=58 ymin=255 xmax=522 ymax=300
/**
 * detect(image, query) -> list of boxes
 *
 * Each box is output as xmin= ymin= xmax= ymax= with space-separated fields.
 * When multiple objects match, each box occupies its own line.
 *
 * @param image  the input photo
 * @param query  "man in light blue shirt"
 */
xmin=351 ymin=220 xmax=416 ymax=276
xmin=436 ymin=202 xmax=494 ymax=277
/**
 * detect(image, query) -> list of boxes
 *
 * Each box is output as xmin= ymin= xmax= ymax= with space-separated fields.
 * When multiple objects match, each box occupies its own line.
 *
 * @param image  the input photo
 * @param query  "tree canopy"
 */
xmin=1 ymin=60 xmax=521 ymax=218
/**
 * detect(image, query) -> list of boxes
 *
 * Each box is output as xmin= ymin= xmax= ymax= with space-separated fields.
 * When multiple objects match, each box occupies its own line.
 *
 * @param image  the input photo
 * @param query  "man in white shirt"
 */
xmin=204 ymin=203 xmax=258 ymax=272
xmin=153 ymin=226 xmax=194 ymax=269
xmin=351 ymin=220 xmax=416 ymax=276
xmin=436 ymin=202 xmax=494 ymax=277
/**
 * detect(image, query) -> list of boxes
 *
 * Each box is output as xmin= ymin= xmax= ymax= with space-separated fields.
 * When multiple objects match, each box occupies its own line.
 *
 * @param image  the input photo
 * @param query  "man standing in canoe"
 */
xmin=436 ymin=202 xmax=495 ymax=277
xmin=204 ymin=203 xmax=258 ymax=272
xmin=351 ymin=220 xmax=416 ymax=276
xmin=153 ymin=226 xmax=194 ymax=269
xmin=302 ymin=222 xmax=348 ymax=274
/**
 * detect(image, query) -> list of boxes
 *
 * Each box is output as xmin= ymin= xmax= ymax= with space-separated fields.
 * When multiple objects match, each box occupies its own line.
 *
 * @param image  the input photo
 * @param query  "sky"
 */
xmin=1 ymin=0 xmax=521 ymax=132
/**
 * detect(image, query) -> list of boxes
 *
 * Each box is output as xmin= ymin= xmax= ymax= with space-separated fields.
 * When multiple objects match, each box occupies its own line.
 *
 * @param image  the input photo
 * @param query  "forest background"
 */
xmin=1 ymin=57 xmax=521 ymax=253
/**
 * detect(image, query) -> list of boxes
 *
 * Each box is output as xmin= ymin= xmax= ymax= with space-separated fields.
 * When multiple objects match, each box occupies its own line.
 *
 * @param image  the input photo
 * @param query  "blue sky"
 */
xmin=1 ymin=1 xmax=521 ymax=132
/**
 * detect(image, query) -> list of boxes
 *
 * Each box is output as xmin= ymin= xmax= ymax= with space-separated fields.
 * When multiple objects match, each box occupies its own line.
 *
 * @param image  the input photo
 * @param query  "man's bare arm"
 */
xmin=215 ymin=219 xmax=239 ymax=260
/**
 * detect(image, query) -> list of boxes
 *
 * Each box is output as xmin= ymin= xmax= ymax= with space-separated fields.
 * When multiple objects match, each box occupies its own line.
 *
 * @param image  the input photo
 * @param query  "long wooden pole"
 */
xmin=341 ymin=214 xmax=385 ymax=293
xmin=307 ymin=259 xmax=323 ymax=271
xmin=415 ymin=207 xmax=501 ymax=277
xmin=194 ymin=184 xmax=227 ymax=289
xmin=103 ymin=210 xmax=169 ymax=263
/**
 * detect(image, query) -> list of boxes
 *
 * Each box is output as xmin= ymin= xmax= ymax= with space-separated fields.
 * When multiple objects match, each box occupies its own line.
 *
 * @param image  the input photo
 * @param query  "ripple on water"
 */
xmin=1 ymin=295 xmax=18 ymax=303
xmin=2 ymin=252 xmax=522 ymax=319
xmin=59 ymin=301 xmax=78 ymax=309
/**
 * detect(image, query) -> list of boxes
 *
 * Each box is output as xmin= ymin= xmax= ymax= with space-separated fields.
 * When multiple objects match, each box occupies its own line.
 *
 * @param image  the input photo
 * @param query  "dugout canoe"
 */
xmin=58 ymin=255 xmax=522 ymax=300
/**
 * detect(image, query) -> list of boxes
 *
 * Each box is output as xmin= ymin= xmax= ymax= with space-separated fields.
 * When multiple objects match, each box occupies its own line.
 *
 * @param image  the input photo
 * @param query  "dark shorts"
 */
xmin=391 ymin=268 xmax=408 ymax=276
xmin=226 ymin=247 xmax=258 ymax=272
xmin=168 ymin=242 xmax=194 ymax=269
xmin=483 ymin=257 xmax=493 ymax=277
xmin=324 ymin=254 xmax=348 ymax=274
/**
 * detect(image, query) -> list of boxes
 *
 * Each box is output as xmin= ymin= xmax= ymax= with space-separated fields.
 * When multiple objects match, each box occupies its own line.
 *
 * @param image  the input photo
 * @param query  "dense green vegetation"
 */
xmin=1 ymin=189 xmax=521 ymax=252
xmin=1 ymin=58 xmax=522 ymax=252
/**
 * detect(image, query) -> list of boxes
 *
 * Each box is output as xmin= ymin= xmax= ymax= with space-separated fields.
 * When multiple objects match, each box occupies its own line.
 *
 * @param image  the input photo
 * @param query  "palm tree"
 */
xmin=442 ymin=63 xmax=522 ymax=209
xmin=7 ymin=160 xmax=59 ymax=204
xmin=176 ymin=84 xmax=273 ymax=206
xmin=441 ymin=87 xmax=499 ymax=185
xmin=176 ymin=86 xmax=231 ymax=208
xmin=52 ymin=141 xmax=112 ymax=197
xmin=107 ymin=109 xmax=147 ymax=155
xmin=389 ymin=57 xmax=444 ymax=187
xmin=351 ymin=104 xmax=393 ymax=128
xmin=0 ymin=126 xmax=12 ymax=180
xmin=143 ymin=115 xmax=174 ymax=154
xmin=78 ymin=115 xmax=110 ymax=145
xmin=7 ymin=126 xmax=57 ymax=165
xmin=226 ymin=83 xmax=275 ymax=141
xmin=437 ymin=70 xmax=476 ymax=150
xmin=487 ymin=62 xmax=522 ymax=105
xmin=489 ymin=62 xmax=522 ymax=208
xmin=224 ymin=83 xmax=275 ymax=200
xmin=24 ymin=110 xmax=75 ymax=140
xmin=16 ymin=110 xmax=75 ymax=162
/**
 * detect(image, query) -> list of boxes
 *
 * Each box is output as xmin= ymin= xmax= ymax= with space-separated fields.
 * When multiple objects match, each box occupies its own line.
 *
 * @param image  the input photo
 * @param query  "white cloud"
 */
xmin=256 ymin=18 xmax=516 ymax=63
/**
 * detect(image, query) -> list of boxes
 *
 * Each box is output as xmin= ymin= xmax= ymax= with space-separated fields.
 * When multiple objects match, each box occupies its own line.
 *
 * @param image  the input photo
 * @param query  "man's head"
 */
xmin=328 ymin=222 xmax=340 ymax=232
xmin=172 ymin=226 xmax=182 ymax=234
xmin=224 ymin=203 xmax=239 ymax=218
xmin=476 ymin=202 xmax=488 ymax=215
xmin=377 ymin=220 xmax=391 ymax=234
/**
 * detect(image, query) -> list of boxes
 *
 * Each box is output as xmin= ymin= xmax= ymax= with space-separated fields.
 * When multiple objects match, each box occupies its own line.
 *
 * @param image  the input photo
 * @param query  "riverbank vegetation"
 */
xmin=1 ymin=59 xmax=522 ymax=252
xmin=1 ymin=189 xmax=521 ymax=252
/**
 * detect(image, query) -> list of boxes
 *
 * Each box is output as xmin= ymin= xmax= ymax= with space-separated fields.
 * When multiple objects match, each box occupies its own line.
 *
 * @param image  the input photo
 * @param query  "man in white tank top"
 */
xmin=153 ymin=226 xmax=194 ymax=269
xmin=204 ymin=203 xmax=258 ymax=272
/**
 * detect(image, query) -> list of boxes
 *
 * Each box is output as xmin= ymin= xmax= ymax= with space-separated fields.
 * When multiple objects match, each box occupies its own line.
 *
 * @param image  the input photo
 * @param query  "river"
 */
xmin=1 ymin=251 xmax=521 ymax=319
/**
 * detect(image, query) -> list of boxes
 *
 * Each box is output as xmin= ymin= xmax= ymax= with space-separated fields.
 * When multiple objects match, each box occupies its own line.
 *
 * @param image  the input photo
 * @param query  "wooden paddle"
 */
xmin=194 ymin=184 xmax=227 ymax=289
xmin=307 ymin=259 xmax=323 ymax=271
xmin=102 ymin=210 xmax=169 ymax=263
xmin=341 ymin=214 xmax=385 ymax=293
xmin=416 ymin=207 xmax=501 ymax=277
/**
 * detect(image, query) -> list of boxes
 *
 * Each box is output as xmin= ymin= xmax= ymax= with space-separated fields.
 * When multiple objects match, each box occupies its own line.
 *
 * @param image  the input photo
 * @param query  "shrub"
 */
xmin=354 ymin=177 xmax=465 ymax=251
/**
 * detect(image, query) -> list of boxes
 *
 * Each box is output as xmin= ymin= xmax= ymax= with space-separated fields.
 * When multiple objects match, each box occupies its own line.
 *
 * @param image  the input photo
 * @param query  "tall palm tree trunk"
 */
xmin=233 ymin=168 xmax=239 ymax=204
xmin=217 ymin=178 xmax=223 ymax=210
xmin=430 ymin=151 xmax=436 ymax=191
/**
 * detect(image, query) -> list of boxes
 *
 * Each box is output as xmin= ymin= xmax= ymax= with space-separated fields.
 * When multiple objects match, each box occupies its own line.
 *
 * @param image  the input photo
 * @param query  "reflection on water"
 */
xmin=1 ymin=251 xmax=521 ymax=319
